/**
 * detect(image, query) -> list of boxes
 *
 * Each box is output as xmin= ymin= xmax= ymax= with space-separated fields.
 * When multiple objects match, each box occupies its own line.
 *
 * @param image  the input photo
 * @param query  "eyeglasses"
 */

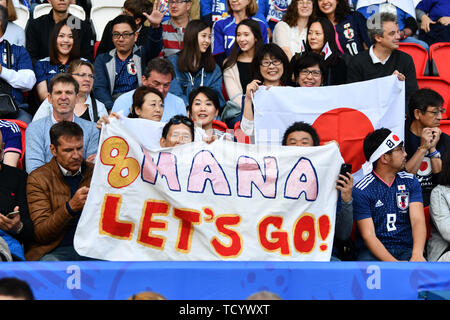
xmin=260 ymin=59 xmax=282 ymax=67
xmin=425 ymin=109 xmax=445 ymax=117
xmin=112 ymin=32 xmax=135 ymax=39
xmin=388 ymin=145 xmax=405 ymax=154
xmin=168 ymin=0 xmax=190 ymax=4
xmin=299 ymin=69 xmax=322 ymax=78
xmin=170 ymin=116 xmax=193 ymax=127
xmin=72 ymin=73 xmax=95 ymax=79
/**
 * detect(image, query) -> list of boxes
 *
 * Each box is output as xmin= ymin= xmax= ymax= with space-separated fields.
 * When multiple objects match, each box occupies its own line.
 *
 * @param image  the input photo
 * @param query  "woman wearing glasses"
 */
xmin=222 ymin=19 xmax=264 ymax=128
xmin=32 ymin=60 xmax=107 ymax=123
xmin=34 ymin=20 xmax=84 ymax=103
xmin=168 ymin=19 xmax=225 ymax=110
xmin=272 ymin=0 xmax=313 ymax=61
xmin=290 ymin=51 xmax=325 ymax=87
xmin=304 ymin=17 xmax=347 ymax=85
xmin=240 ymin=43 xmax=290 ymax=138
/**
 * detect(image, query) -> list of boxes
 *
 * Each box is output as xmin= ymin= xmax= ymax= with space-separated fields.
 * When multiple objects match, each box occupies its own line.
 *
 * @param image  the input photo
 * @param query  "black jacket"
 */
xmin=25 ymin=10 xmax=95 ymax=64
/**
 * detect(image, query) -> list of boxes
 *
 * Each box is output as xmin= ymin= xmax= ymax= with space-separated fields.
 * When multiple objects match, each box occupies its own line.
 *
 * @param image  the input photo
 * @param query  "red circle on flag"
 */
xmin=312 ymin=108 xmax=374 ymax=173
xmin=393 ymin=135 xmax=400 ymax=141
xmin=420 ymin=161 xmax=428 ymax=172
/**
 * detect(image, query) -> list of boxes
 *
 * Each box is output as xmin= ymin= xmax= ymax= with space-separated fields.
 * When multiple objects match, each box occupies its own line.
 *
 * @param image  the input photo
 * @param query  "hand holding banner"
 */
xmin=74 ymin=117 xmax=344 ymax=261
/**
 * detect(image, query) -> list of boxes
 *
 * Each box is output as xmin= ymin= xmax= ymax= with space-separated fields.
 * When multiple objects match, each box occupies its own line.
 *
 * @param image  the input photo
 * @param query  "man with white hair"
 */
xmin=353 ymin=128 xmax=427 ymax=261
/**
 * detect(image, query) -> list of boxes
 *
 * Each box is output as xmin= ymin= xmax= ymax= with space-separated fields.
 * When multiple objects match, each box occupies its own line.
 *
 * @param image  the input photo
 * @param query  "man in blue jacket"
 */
xmin=93 ymin=14 xmax=162 ymax=110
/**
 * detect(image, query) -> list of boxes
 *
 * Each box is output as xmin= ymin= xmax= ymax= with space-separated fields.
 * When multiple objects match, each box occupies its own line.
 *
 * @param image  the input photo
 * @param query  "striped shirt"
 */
xmin=0 ymin=120 xmax=22 ymax=154
xmin=353 ymin=171 xmax=423 ymax=251
xmin=161 ymin=19 xmax=187 ymax=58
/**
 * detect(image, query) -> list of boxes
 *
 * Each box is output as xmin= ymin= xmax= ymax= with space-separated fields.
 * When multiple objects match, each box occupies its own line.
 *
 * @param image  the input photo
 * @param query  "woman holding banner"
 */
xmin=128 ymin=86 xmax=164 ymax=122
xmin=240 ymin=43 xmax=290 ymax=138
xmin=187 ymin=87 xmax=233 ymax=141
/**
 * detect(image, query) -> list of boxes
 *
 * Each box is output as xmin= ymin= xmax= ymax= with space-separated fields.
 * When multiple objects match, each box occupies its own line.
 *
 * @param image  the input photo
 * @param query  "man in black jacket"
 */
xmin=25 ymin=0 xmax=95 ymax=64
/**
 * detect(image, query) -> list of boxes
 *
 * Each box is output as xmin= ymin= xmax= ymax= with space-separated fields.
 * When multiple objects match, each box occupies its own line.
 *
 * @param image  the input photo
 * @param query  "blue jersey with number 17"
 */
xmin=212 ymin=15 xmax=269 ymax=57
xmin=353 ymin=171 xmax=423 ymax=252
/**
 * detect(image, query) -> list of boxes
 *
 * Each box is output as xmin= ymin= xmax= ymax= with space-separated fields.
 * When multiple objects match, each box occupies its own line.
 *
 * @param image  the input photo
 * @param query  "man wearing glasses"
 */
xmin=93 ymin=14 xmax=162 ymax=110
xmin=405 ymin=89 xmax=449 ymax=207
xmin=96 ymin=0 xmax=153 ymax=56
xmin=353 ymin=128 xmax=427 ymax=261
xmin=146 ymin=0 xmax=192 ymax=58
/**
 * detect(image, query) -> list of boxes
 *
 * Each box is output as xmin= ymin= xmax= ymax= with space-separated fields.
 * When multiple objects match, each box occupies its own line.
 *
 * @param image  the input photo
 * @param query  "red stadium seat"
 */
xmin=430 ymin=42 xmax=450 ymax=83
xmin=398 ymin=42 xmax=429 ymax=77
xmin=94 ymin=41 xmax=100 ymax=59
xmin=440 ymin=120 xmax=450 ymax=136
xmin=0 ymin=119 xmax=27 ymax=170
xmin=417 ymin=76 xmax=450 ymax=118
xmin=233 ymin=121 xmax=251 ymax=144
xmin=212 ymin=120 xmax=228 ymax=132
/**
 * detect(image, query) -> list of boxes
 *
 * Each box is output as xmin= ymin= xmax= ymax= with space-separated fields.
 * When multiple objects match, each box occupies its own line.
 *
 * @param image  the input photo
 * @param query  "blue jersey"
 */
xmin=0 ymin=120 xmax=22 ymax=155
xmin=201 ymin=0 xmax=269 ymax=23
xmin=335 ymin=12 xmax=371 ymax=56
xmin=353 ymin=171 xmax=423 ymax=252
xmin=212 ymin=15 xmax=269 ymax=57
xmin=34 ymin=57 xmax=68 ymax=87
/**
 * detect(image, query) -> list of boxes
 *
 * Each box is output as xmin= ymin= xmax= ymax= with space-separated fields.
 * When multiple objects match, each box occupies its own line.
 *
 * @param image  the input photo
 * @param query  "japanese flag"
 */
xmin=252 ymin=75 xmax=405 ymax=183
xmin=322 ymin=42 xmax=332 ymax=60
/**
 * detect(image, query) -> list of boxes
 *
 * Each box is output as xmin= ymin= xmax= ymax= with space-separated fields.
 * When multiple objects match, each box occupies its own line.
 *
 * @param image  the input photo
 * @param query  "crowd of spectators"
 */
xmin=0 ymin=0 xmax=449 ymax=266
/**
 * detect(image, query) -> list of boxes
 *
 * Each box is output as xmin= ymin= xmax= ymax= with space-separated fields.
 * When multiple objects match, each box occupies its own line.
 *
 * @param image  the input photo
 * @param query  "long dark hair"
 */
xmin=177 ymin=20 xmax=216 ymax=73
xmin=305 ymin=17 xmax=340 ymax=67
xmin=313 ymin=0 xmax=352 ymax=24
xmin=223 ymin=19 xmax=264 ymax=70
xmin=283 ymin=0 xmax=312 ymax=27
xmin=49 ymin=19 xmax=81 ymax=65
xmin=251 ymin=43 xmax=290 ymax=85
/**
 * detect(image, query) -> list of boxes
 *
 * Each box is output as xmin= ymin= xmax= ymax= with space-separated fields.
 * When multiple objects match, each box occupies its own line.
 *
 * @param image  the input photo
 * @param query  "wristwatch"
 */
xmin=432 ymin=151 xmax=441 ymax=159
xmin=428 ymin=150 xmax=441 ymax=159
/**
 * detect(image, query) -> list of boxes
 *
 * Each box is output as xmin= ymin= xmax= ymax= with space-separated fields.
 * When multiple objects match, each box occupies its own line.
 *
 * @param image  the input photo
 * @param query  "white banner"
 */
xmin=74 ymin=117 xmax=344 ymax=261
xmin=253 ymin=75 xmax=405 ymax=179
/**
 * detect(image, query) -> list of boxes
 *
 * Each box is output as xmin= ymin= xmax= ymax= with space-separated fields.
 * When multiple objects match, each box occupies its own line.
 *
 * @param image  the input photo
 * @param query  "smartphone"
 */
xmin=339 ymin=163 xmax=352 ymax=176
xmin=6 ymin=211 xmax=19 ymax=219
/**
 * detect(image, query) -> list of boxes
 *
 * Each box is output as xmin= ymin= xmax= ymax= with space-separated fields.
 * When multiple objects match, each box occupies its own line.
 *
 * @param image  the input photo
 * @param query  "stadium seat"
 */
xmin=94 ymin=41 xmax=100 ymax=59
xmin=212 ymin=120 xmax=228 ymax=132
xmin=0 ymin=119 xmax=27 ymax=170
xmin=233 ymin=121 xmax=251 ymax=144
xmin=430 ymin=42 xmax=450 ymax=83
xmin=33 ymin=3 xmax=86 ymax=20
xmin=90 ymin=5 xmax=122 ymax=41
xmin=14 ymin=4 xmax=29 ymax=30
xmin=417 ymin=76 xmax=450 ymax=118
xmin=90 ymin=0 xmax=125 ymax=8
xmin=398 ymin=42 xmax=429 ymax=77
xmin=440 ymin=120 xmax=450 ymax=136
